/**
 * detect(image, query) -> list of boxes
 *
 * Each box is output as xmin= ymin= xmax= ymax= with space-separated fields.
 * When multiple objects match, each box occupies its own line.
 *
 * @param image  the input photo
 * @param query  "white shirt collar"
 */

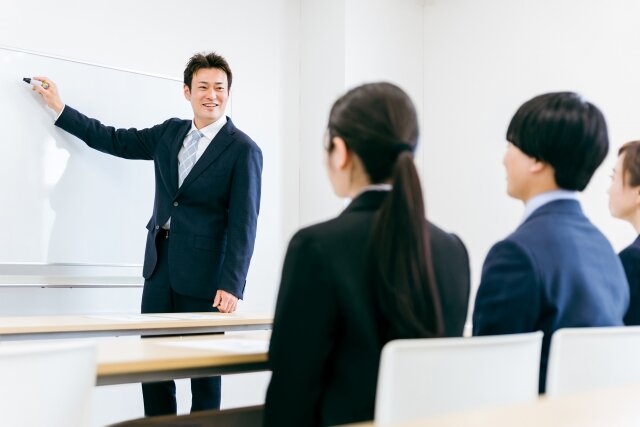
xmin=354 ymin=184 xmax=392 ymax=197
xmin=189 ymin=115 xmax=227 ymax=142
xmin=343 ymin=184 xmax=392 ymax=207
xmin=521 ymin=189 xmax=579 ymax=223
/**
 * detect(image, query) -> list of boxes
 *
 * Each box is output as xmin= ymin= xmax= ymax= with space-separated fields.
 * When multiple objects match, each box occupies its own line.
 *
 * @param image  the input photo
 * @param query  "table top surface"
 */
xmin=0 ymin=312 xmax=273 ymax=335
xmin=343 ymin=383 xmax=640 ymax=427
xmin=95 ymin=331 xmax=270 ymax=379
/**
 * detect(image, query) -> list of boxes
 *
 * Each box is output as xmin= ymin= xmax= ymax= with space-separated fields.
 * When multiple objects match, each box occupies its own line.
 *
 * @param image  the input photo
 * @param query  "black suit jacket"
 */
xmin=620 ymin=235 xmax=640 ymax=325
xmin=55 ymin=106 xmax=262 ymax=299
xmin=265 ymin=191 xmax=470 ymax=427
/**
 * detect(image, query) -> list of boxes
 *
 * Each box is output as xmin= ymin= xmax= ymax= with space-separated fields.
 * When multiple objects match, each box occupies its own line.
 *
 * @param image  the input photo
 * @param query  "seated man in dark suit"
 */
xmin=473 ymin=92 xmax=629 ymax=393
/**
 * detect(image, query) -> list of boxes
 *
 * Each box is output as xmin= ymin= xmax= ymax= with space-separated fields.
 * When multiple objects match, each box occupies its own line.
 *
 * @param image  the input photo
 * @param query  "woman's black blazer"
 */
xmin=265 ymin=190 xmax=470 ymax=427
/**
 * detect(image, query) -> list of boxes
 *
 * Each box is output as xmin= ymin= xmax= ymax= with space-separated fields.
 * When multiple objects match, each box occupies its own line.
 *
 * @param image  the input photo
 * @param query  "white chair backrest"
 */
xmin=546 ymin=326 xmax=640 ymax=397
xmin=374 ymin=331 xmax=543 ymax=426
xmin=0 ymin=340 xmax=96 ymax=427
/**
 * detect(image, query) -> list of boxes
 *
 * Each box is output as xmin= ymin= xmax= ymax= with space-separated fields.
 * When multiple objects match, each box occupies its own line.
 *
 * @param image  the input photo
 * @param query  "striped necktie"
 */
xmin=178 ymin=130 xmax=203 ymax=187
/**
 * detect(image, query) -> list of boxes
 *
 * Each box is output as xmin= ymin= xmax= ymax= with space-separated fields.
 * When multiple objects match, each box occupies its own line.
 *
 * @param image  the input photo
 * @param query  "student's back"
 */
xmin=474 ymin=198 xmax=628 ymax=391
xmin=514 ymin=201 xmax=625 ymax=326
xmin=264 ymin=83 xmax=470 ymax=427
xmin=473 ymin=92 xmax=629 ymax=393
xmin=266 ymin=191 xmax=468 ymax=426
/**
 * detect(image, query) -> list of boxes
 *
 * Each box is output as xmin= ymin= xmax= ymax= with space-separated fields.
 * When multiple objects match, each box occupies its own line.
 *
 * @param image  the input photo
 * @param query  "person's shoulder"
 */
xmin=483 ymin=233 xmax=534 ymax=268
xmin=428 ymin=222 xmax=463 ymax=245
xmin=291 ymin=216 xmax=348 ymax=242
xmin=288 ymin=214 xmax=369 ymax=252
xmin=141 ymin=118 xmax=190 ymax=141
xmin=159 ymin=117 xmax=190 ymax=127
xmin=228 ymin=121 xmax=261 ymax=152
xmin=510 ymin=209 xmax=575 ymax=246
xmin=428 ymin=221 xmax=468 ymax=256
xmin=149 ymin=117 xmax=190 ymax=133
xmin=620 ymin=239 xmax=640 ymax=263
xmin=523 ymin=207 xmax=614 ymax=255
xmin=286 ymin=221 xmax=331 ymax=258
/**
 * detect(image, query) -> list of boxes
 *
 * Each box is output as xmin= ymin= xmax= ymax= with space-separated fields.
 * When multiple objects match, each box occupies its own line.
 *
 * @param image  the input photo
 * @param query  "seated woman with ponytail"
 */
xmin=264 ymin=82 xmax=470 ymax=427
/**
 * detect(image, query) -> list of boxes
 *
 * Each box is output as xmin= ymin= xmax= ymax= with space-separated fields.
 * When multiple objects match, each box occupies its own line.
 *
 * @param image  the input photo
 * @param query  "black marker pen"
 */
xmin=23 ymin=77 xmax=49 ymax=90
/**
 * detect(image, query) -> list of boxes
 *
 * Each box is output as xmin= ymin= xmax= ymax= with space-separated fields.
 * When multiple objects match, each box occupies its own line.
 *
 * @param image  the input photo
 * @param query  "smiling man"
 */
xmin=31 ymin=52 xmax=263 ymax=416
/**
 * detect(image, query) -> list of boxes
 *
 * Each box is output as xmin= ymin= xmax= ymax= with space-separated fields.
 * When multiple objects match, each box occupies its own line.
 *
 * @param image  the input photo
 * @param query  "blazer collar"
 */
xmin=169 ymin=120 xmax=193 ymax=192
xmin=341 ymin=190 xmax=389 ymax=215
xmin=175 ymin=117 xmax=236 ymax=195
xmin=521 ymin=198 xmax=584 ymax=225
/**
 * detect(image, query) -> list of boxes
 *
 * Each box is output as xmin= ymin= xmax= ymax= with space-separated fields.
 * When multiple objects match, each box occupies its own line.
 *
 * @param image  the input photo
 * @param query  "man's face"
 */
xmin=184 ymin=68 xmax=229 ymax=128
xmin=503 ymin=142 xmax=536 ymax=201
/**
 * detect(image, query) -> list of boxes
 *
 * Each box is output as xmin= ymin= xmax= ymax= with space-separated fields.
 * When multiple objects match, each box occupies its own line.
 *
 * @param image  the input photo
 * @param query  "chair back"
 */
xmin=546 ymin=326 xmax=640 ymax=397
xmin=0 ymin=340 xmax=96 ymax=427
xmin=374 ymin=331 xmax=543 ymax=426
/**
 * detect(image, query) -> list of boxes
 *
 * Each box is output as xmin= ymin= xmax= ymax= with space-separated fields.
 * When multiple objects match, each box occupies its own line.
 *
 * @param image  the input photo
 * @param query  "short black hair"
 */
xmin=506 ymin=92 xmax=609 ymax=191
xmin=183 ymin=52 xmax=232 ymax=90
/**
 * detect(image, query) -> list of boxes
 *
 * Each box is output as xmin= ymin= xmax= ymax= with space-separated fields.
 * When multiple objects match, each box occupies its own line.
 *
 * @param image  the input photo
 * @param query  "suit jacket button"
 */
xmin=173 ymin=201 xmax=179 ymax=207
xmin=155 ymin=225 xmax=159 ymax=230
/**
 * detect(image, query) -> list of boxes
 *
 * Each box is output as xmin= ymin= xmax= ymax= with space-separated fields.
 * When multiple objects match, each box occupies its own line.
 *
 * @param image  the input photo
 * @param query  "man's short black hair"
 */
xmin=506 ymin=92 xmax=609 ymax=191
xmin=183 ymin=52 xmax=232 ymax=90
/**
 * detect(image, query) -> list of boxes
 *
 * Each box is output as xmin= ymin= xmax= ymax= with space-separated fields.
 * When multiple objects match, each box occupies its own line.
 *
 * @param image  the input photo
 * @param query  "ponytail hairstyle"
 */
xmin=327 ymin=82 xmax=444 ymax=340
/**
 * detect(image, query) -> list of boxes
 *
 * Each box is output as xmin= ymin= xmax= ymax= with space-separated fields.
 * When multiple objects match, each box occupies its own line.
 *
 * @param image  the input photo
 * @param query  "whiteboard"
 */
xmin=0 ymin=47 xmax=193 ymax=270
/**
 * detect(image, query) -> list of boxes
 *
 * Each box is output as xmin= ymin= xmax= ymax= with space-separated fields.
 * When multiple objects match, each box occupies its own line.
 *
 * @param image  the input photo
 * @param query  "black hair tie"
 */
xmin=392 ymin=143 xmax=415 ymax=155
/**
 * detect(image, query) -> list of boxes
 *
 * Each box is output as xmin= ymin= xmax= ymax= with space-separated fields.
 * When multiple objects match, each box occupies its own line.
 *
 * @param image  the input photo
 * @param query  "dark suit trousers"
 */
xmin=141 ymin=231 xmax=221 ymax=416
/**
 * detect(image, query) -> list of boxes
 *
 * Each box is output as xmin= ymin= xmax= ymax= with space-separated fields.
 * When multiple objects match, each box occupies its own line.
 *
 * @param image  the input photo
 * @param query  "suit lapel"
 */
xmin=177 ymin=119 xmax=235 ymax=195
xmin=168 ymin=121 xmax=192 ymax=194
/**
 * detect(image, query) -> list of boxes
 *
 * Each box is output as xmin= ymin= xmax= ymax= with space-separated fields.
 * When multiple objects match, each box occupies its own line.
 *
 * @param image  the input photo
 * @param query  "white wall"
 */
xmin=345 ymin=0 xmax=426 ymax=176
xmin=422 ymin=0 xmax=640 ymax=308
xmin=297 ymin=0 xmax=347 ymax=226
xmin=298 ymin=0 xmax=427 ymax=227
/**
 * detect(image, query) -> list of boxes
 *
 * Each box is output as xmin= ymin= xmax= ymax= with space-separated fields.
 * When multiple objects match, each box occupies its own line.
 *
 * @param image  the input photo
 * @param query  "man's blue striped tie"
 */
xmin=178 ymin=130 xmax=203 ymax=187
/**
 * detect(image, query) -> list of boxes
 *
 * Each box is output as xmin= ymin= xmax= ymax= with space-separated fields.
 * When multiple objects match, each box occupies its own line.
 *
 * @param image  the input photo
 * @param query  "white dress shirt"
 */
xmin=183 ymin=115 xmax=228 ymax=164
xmin=165 ymin=115 xmax=228 ymax=229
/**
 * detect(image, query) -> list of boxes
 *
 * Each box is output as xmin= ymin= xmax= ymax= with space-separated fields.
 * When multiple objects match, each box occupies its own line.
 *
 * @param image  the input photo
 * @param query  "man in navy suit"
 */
xmin=472 ymin=92 xmax=629 ymax=393
xmin=32 ymin=53 xmax=262 ymax=414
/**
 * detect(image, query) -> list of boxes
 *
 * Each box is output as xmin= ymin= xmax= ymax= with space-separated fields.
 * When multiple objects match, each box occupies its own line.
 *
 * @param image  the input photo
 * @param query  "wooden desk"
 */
xmin=343 ymin=384 xmax=640 ymax=427
xmin=0 ymin=312 xmax=272 ymax=341
xmin=96 ymin=331 xmax=270 ymax=386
